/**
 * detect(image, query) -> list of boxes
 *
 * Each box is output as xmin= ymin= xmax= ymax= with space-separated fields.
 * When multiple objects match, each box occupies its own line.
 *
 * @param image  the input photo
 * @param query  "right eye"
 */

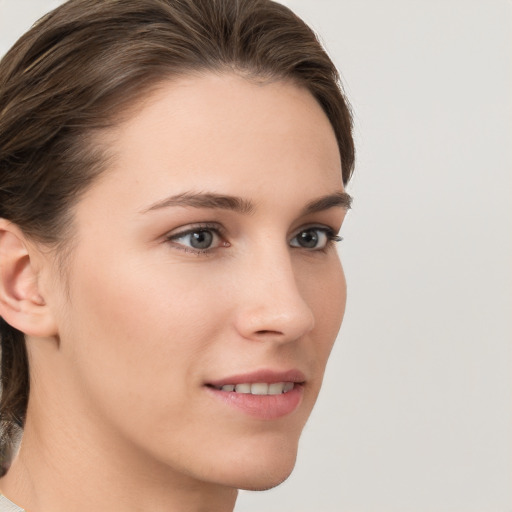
xmin=165 ymin=225 xmax=229 ymax=254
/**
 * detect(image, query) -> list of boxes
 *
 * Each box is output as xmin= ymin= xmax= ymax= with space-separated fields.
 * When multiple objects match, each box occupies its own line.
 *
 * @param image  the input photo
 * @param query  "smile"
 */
xmin=209 ymin=382 xmax=295 ymax=395
xmin=205 ymin=371 xmax=305 ymax=419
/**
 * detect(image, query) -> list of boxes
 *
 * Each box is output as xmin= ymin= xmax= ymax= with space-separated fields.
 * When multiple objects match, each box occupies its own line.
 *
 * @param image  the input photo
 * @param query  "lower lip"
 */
xmin=205 ymin=385 xmax=304 ymax=420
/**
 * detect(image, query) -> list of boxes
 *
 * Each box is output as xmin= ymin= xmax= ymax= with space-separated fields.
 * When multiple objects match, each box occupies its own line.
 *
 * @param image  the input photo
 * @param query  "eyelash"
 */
xmin=165 ymin=223 xmax=343 ymax=255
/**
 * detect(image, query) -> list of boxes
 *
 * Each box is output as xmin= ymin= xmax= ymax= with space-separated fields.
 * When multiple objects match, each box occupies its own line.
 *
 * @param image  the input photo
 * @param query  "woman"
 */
xmin=0 ymin=0 xmax=354 ymax=510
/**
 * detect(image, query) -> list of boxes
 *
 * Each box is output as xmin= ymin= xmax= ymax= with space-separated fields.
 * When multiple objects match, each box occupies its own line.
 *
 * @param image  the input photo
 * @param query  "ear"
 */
xmin=0 ymin=219 xmax=58 ymax=338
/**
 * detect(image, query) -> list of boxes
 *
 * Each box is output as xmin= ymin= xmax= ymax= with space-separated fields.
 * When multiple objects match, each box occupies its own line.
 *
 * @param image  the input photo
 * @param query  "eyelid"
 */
xmin=290 ymin=223 xmax=339 ymax=239
xmin=165 ymin=222 xmax=223 ymax=238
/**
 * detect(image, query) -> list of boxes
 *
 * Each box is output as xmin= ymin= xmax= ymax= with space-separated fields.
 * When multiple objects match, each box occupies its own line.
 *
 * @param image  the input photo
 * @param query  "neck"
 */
xmin=0 ymin=402 xmax=238 ymax=512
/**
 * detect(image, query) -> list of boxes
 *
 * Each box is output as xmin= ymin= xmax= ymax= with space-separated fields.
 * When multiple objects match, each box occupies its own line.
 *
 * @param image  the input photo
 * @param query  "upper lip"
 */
xmin=206 ymin=369 xmax=306 ymax=387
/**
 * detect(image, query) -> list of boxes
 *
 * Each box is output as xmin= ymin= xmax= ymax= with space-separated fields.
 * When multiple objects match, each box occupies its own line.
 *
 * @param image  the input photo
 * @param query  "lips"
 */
xmin=206 ymin=368 xmax=306 ymax=388
xmin=205 ymin=369 xmax=306 ymax=420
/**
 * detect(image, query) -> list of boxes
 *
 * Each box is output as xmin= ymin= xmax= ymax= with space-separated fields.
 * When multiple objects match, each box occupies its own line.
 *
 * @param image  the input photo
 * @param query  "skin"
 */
xmin=0 ymin=73 xmax=348 ymax=512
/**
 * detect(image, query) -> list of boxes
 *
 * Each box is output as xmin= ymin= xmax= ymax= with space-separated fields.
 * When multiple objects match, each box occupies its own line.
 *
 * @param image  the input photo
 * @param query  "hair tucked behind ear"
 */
xmin=0 ymin=0 xmax=354 ymax=470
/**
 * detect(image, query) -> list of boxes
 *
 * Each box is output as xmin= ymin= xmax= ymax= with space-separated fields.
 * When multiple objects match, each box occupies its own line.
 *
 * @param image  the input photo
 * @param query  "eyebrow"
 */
xmin=301 ymin=191 xmax=352 ymax=215
xmin=141 ymin=192 xmax=254 ymax=214
xmin=141 ymin=190 xmax=352 ymax=215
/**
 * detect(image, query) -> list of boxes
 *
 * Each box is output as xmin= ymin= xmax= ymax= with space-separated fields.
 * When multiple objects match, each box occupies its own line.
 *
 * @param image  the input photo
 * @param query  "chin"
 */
xmin=219 ymin=441 xmax=299 ymax=491
xmin=237 ymin=467 xmax=295 ymax=492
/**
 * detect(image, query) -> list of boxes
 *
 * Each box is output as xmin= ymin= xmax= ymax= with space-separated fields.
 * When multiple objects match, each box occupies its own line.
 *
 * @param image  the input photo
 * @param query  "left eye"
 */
xmin=289 ymin=228 xmax=339 ymax=250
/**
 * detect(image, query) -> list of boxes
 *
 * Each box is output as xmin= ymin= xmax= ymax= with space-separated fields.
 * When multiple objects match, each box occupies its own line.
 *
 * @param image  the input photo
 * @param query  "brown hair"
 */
xmin=0 ymin=0 xmax=354 ymax=464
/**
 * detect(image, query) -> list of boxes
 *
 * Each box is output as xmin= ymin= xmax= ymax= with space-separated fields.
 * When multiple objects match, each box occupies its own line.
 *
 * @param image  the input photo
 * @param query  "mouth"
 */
xmin=204 ymin=370 xmax=306 ymax=420
xmin=206 ymin=381 xmax=297 ymax=395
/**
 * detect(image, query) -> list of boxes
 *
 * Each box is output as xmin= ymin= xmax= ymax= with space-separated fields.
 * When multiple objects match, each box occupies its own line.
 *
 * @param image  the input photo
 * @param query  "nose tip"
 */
xmin=252 ymin=307 xmax=315 ymax=341
xmin=234 ymin=262 xmax=316 ymax=343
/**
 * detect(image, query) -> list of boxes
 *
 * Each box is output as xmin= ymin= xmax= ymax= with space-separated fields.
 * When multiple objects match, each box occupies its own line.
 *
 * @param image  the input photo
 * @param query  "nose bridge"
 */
xmin=234 ymin=242 xmax=315 ymax=341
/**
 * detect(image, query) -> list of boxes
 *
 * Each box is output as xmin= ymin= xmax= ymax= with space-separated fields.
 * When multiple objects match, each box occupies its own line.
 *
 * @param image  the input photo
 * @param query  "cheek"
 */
xmin=300 ymin=254 xmax=346 ymax=361
xmin=60 ymin=255 xmax=226 ymax=416
xmin=325 ymin=258 xmax=347 ymax=333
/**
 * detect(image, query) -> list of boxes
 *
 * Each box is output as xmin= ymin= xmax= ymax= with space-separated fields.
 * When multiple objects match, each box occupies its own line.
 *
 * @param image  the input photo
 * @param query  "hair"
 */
xmin=0 ymin=0 xmax=354 ymax=467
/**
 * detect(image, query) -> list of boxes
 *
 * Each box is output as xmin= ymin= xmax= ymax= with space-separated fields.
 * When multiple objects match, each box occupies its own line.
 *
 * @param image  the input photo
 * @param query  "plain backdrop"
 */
xmin=1 ymin=1 xmax=511 ymax=511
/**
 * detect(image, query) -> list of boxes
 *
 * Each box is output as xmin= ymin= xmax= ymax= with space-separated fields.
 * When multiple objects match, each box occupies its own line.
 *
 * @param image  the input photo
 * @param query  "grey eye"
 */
xmin=168 ymin=227 xmax=221 ymax=252
xmin=290 ymin=228 xmax=330 ymax=250
xmin=185 ymin=230 xmax=214 ymax=249
xmin=297 ymin=229 xmax=319 ymax=248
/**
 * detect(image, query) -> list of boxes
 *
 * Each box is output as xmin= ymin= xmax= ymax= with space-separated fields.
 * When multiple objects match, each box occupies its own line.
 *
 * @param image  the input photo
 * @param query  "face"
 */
xmin=42 ymin=73 xmax=348 ymax=490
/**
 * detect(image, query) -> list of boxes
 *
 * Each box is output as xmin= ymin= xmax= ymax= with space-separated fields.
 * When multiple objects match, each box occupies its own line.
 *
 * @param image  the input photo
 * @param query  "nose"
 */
xmin=233 ymin=247 xmax=315 ymax=343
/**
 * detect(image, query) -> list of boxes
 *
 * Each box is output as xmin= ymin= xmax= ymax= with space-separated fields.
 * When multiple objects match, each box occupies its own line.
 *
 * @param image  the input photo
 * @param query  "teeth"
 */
xmin=235 ymin=383 xmax=251 ymax=394
xmin=218 ymin=382 xmax=295 ymax=395
xmin=251 ymin=383 xmax=269 ymax=395
xmin=268 ymin=382 xmax=285 ymax=395
xmin=283 ymin=382 xmax=294 ymax=393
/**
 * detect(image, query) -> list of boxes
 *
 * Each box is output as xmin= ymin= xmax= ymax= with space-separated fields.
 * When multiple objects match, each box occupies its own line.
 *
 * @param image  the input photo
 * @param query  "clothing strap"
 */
xmin=0 ymin=495 xmax=25 ymax=512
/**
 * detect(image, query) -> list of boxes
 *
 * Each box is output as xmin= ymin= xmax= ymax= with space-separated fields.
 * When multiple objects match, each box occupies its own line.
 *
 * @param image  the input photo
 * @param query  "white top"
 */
xmin=0 ymin=495 xmax=25 ymax=512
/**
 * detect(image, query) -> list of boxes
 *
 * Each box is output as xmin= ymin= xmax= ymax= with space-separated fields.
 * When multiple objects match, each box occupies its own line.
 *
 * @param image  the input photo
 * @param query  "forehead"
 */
xmin=87 ymin=73 xmax=343 ymax=212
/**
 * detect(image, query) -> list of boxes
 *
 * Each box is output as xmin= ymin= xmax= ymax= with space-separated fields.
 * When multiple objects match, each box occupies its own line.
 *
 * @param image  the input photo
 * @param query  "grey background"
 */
xmin=1 ymin=1 xmax=511 ymax=511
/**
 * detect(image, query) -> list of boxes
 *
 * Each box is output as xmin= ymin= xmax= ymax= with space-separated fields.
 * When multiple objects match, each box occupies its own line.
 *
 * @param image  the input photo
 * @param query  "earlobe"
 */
xmin=0 ymin=219 xmax=57 ymax=338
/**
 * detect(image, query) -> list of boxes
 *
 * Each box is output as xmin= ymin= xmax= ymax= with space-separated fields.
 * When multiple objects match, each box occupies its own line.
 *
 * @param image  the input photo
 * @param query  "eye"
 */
xmin=166 ymin=225 xmax=228 ymax=253
xmin=289 ymin=227 xmax=341 ymax=250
